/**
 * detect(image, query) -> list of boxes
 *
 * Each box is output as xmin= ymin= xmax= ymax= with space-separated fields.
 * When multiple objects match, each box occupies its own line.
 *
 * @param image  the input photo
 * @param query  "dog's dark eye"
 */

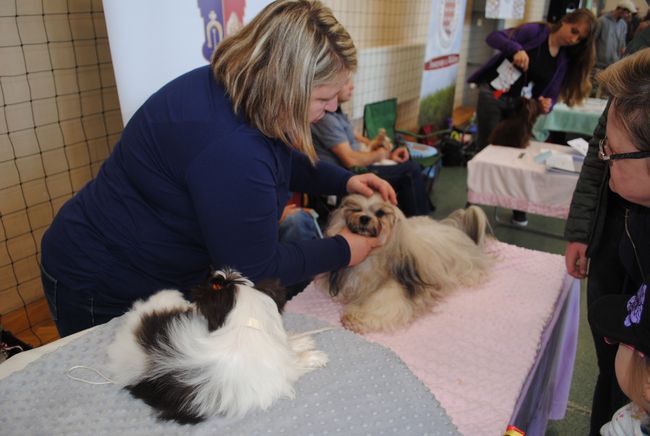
xmin=375 ymin=210 xmax=385 ymax=218
xmin=349 ymin=208 xmax=362 ymax=213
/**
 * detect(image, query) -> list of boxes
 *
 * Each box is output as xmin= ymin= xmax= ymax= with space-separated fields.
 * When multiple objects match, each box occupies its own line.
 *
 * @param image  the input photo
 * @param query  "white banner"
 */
xmin=418 ymin=0 xmax=467 ymax=129
xmin=103 ymin=0 xmax=273 ymax=124
xmin=485 ymin=0 xmax=525 ymax=20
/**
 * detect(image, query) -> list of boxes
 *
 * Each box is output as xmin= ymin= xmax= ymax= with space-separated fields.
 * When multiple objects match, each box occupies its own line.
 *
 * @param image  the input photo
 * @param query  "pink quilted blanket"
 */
xmin=286 ymin=241 xmax=573 ymax=436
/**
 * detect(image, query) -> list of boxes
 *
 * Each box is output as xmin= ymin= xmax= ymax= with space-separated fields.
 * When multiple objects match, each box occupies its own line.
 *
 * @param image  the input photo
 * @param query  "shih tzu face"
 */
xmin=328 ymin=194 xmax=405 ymax=244
xmin=335 ymin=194 xmax=402 ymax=239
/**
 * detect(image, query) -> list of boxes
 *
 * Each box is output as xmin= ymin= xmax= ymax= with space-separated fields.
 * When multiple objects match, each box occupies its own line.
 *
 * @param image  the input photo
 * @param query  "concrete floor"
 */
xmin=429 ymin=166 xmax=596 ymax=435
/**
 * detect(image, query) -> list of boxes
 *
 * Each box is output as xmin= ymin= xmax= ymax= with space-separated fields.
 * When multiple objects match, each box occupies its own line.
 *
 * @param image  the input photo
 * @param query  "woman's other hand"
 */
xmin=338 ymin=226 xmax=382 ymax=266
xmin=565 ymin=241 xmax=588 ymax=279
xmin=347 ymin=173 xmax=397 ymax=204
xmin=513 ymin=50 xmax=529 ymax=71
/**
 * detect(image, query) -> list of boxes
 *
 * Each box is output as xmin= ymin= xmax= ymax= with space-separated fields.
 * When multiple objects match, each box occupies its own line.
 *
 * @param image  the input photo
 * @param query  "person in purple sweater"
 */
xmin=39 ymin=0 xmax=396 ymax=337
xmin=467 ymin=8 xmax=596 ymax=226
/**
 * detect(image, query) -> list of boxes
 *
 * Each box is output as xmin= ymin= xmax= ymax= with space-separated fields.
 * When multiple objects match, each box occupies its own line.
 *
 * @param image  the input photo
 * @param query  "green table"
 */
xmin=533 ymin=98 xmax=607 ymax=141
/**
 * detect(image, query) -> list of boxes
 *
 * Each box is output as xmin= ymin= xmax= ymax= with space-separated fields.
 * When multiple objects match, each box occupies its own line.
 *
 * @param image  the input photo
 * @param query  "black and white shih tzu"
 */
xmin=107 ymin=269 xmax=328 ymax=424
xmin=321 ymin=194 xmax=494 ymax=334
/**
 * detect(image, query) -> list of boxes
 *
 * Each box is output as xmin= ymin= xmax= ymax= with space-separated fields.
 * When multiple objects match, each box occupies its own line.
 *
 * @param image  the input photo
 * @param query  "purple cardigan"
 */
xmin=467 ymin=23 xmax=568 ymax=106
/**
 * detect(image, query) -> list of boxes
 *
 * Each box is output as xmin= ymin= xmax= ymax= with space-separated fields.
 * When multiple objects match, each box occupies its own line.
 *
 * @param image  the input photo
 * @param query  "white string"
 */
xmin=65 ymin=365 xmax=115 ymax=385
xmin=289 ymin=326 xmax=336 ymax=339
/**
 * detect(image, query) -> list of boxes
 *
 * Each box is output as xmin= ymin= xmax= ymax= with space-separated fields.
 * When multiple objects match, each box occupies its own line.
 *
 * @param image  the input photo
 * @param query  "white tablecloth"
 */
xmin=467 ymin=142 xmax=580 ymax=219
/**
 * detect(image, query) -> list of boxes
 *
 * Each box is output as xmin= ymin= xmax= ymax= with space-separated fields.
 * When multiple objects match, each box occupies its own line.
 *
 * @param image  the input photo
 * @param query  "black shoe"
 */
xmin=511 ymin=210 xmax=528 ymax=227
xmin=0 ymin=330 xmax=33 ymax=362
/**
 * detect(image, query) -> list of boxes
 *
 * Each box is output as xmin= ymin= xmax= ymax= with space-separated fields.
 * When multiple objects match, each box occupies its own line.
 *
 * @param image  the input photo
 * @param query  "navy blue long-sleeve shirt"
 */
xmin=41 ymin=66 xmax=352 ymax=306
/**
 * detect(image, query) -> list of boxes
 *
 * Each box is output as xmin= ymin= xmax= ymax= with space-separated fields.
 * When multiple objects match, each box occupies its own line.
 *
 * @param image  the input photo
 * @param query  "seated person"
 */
xmin=311 ymin=78 xmax=431 ymax=217
xmin=278 ymin=202 xmax=322 ymax=299
xmin=279 ymin=203 xmax=322 ymax=244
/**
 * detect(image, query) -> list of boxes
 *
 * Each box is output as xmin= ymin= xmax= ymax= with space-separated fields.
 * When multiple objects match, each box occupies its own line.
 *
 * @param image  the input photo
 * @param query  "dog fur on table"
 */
xmin=107 ymin=269 xmax=328 ymax=424
xmin=488 ymin=97 xmax=544 ymax=148
xmin=321 ymin=194 xmax=494 ymax=334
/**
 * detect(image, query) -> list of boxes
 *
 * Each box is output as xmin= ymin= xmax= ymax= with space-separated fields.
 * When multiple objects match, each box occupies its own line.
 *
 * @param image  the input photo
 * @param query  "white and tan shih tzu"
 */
xmin=321 ymin=194 xmax=494 ymax=333
xmin=107 ymin=268 xmax=328 ymax=424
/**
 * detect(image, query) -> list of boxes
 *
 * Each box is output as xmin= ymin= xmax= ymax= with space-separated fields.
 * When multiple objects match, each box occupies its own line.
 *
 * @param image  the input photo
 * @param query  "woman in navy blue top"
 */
xmin=40 ymin=0 xmax=396 ymax=336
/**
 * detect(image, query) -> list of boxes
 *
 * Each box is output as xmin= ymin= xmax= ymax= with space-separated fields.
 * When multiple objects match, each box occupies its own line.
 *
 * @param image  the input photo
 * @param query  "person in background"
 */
xmin=632 ymin=10 xmax=650 ymax=39
xmin=39 ymin=0 xmax=396 ymax=337
xmin=565 ymin=46 xmax=650 ymax=436
xmin=311 ymin=77 xmax=431 ymax=217
xmin=625 ymin=10 xmax=640 ymax=44
xmin=467 ymin=8 xmax=596 ymax=226
xmin=592 ymin=1 xmax=636 ymax=97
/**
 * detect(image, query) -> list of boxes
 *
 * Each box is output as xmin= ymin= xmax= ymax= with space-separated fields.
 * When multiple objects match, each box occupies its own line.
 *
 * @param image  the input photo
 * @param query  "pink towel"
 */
xmin=286 ymin=241 xmax=572 ymax=435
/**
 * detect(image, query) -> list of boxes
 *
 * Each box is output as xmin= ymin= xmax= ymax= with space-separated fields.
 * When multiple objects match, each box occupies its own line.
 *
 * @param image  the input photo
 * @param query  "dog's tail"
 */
xmin=440 ymin=206 xmax=493 ymax=247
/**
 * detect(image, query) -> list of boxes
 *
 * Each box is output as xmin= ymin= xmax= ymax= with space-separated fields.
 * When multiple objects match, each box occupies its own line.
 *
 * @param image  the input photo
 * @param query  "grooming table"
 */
xmin=286 ymin=241 xmax=580 ymax=436
xmin=0 ymin=314 xmax=458 ymax=435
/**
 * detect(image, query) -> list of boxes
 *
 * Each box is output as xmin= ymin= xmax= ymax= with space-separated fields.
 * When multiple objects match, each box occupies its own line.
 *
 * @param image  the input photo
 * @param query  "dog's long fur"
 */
xmin=488 ymin=97 xmax=544 ymax=148
xmin=321 ymin=194 xmax=494 ymax=333
xmin=107 ymin=269 xmax=327 ymax=424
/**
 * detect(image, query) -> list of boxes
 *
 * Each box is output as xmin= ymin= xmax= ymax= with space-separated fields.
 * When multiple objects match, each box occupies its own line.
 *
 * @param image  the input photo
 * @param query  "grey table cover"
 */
xmin=0 ymin=313 xmax=458 ymax=435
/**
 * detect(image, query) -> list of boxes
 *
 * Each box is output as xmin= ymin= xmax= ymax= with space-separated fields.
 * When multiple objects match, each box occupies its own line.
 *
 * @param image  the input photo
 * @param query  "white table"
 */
xmin=467 ymin=142 xmax=580 ymax=220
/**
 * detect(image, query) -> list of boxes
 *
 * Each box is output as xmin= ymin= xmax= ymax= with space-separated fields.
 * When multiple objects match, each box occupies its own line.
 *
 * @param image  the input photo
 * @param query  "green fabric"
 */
xmin=363 ymin=98 xmax=397 ymax=140
xmin=362 ymin=99 xmax=443 ymax=190
xmin=533 ymin=101 xmax=603 ymax=141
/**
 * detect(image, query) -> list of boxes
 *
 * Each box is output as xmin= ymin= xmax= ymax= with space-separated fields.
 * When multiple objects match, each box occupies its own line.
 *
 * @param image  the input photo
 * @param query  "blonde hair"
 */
xmin=211 ymin=0 xmax=357 ymax=162
xmin=598 ymin=48 xmax=650 ymax=152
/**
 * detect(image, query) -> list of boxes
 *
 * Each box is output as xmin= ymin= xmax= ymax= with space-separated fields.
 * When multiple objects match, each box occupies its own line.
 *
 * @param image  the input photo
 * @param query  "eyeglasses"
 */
xmin=598 ymin=136 xmax=650 ymax=161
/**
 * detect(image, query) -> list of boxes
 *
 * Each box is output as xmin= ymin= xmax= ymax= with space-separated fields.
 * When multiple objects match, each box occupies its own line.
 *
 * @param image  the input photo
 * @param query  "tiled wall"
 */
xmin=0 ymin=0 xmax=121 ymax=315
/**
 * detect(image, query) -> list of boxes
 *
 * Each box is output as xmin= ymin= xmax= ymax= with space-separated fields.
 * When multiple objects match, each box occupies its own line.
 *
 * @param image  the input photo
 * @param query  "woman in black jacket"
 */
xmin=564 ymin=45 xmax=650 ymax=435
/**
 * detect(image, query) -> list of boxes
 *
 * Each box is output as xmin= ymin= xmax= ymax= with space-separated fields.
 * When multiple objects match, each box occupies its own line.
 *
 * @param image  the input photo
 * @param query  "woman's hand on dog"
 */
xmin=538 ymin=96 xmax=552 ymax=113
xmin=347 ymin=174 xmax=397 ymax=205
xmin=338 ymin=226 xmax=382 ymax=266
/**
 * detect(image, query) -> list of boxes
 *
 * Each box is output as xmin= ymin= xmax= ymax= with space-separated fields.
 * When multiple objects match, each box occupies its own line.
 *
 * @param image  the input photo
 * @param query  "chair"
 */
xmin=362 ymin=98 xmax=449 ymax=195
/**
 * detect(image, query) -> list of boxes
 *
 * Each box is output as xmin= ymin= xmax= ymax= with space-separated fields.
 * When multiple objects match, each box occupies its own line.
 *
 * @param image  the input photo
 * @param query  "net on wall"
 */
xmin=0 ymin=0 xmax=433 ymax=342
xmin=0 ymin=0 xmax=122 ymax=341
xmin=323 ymin=0 xmax=432 ymax=127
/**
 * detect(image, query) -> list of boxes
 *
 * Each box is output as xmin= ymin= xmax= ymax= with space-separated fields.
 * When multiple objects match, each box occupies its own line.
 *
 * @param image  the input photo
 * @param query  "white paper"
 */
xmin=567 ymin=138 xmax=589 ymax=156
xmin=546 ymin=153 xmax=583 ymax=173
xmin=490 ymin=59 xmax=522 ymax=91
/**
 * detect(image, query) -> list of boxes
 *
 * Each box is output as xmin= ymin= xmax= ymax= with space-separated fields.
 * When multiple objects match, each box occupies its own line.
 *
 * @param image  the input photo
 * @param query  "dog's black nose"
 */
xmin=359 ymin=215 xmax=371 ymax=225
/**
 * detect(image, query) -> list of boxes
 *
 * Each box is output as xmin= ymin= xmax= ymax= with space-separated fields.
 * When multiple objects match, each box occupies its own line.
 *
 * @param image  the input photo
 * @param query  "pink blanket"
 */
xmin=286 ymin=241 xmax=574 ymax=435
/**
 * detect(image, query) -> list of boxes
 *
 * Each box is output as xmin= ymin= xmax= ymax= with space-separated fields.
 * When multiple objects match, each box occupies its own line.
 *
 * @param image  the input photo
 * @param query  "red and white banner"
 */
xmin=103 ymin=0 xmax=273 ymax=124
xmin=418 ymin=0 xmax=467 ymax=128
